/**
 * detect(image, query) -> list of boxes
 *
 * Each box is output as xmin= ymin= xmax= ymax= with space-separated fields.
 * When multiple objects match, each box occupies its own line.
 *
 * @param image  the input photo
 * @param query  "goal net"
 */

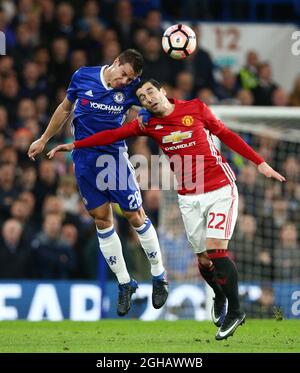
xmin=158 ymin=106 xmax=300 ymax=320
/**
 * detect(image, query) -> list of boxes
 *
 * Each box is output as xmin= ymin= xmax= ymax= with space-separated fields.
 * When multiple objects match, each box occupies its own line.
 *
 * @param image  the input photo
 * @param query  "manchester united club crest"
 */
xmin=182 ymin=115 xmax=194 ymax=126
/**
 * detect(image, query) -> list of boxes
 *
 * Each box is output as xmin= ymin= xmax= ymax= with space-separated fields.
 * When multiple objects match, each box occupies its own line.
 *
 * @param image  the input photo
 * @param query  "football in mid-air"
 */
xmin=162 ymin=24 xmax=197 ymax=60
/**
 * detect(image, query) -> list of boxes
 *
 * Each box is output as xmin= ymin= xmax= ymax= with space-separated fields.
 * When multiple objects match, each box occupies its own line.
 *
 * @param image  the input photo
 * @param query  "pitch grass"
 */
xmin=0 ymin=320 xmax=299 ymax=353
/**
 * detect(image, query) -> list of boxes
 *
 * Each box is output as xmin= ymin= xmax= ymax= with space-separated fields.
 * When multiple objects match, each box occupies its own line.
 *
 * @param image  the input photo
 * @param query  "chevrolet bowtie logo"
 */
xmin=162 ymin=131 xmax=193 ymax=144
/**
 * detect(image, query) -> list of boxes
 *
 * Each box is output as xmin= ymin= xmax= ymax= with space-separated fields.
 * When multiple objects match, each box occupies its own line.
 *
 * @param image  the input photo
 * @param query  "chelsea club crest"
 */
xmin=113 ymin=92 xmax=125 ymax=104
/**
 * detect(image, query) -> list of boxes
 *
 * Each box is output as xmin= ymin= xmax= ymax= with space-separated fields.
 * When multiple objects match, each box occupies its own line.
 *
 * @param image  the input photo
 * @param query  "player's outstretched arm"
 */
xmin=47 ymin=143 xmax=75 ymax=159
xmin=201 ymin=101 xmax=286 ymax=183
xmin=28 ymin=97 xmax=73 ymax=161
xmin=47 ymin=120 xmax=142 ymax=159
xmin=257 ymin=161 xmax=286 ymax=182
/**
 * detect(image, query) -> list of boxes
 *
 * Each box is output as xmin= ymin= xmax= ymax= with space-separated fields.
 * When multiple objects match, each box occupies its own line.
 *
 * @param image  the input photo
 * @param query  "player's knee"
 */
xmin=123 ymin=208 xmax=146 ymax=227
xmin=93 ymin=216 xmax=113 ymax=229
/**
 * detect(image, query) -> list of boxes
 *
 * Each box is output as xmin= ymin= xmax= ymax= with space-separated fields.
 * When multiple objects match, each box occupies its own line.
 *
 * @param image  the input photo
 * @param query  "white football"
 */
xmin=162 ymin=24 xmax=197 ymax=60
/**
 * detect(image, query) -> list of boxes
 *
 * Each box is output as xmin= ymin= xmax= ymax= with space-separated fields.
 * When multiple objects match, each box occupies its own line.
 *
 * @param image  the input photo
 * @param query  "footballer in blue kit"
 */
xmin=28 ymin=49 xmax=168 ymax=316
xmin=67 ymin=64 xmax=142 ymax=211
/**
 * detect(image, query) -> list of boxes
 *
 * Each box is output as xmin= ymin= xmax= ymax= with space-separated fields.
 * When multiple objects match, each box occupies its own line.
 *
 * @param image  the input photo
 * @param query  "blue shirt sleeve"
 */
xmin=67 ymin=69 xmax=81 ymax=103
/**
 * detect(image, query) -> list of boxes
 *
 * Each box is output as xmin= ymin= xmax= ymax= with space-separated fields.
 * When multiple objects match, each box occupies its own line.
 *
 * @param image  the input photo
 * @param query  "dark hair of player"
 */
xmin=118 ymin=49 xmax=144 ymax=75
xmin=134 ymin=78 xmax=162 ymax=96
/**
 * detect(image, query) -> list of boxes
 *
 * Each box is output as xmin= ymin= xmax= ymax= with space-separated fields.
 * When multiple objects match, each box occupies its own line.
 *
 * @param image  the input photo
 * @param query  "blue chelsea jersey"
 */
xmin=67 ymin=65 xmax=140 ymax=153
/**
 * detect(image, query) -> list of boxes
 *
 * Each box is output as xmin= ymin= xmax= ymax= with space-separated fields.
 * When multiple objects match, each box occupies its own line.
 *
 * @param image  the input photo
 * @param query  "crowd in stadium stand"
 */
xmin=0 ymin=0 xmax=300 ymax=287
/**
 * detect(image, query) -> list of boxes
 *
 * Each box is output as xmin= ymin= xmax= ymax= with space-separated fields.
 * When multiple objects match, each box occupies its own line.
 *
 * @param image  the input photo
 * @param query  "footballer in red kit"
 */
xmin=48 ymin=79 xmax=285 ymax=340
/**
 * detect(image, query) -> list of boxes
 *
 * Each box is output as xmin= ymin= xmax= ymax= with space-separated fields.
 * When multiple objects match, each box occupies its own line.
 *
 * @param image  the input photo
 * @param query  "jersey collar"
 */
xmin=100 ymin=65 xmax=113 ymax=90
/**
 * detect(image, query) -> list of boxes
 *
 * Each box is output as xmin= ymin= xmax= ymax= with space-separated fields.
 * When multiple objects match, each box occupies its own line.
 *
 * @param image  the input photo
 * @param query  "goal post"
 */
xmin=158 ymin=105 xmax=300 ymax=320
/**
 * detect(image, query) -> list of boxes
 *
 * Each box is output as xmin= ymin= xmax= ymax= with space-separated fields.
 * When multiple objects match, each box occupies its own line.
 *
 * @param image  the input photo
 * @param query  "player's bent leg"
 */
xmin=89 ymin=203 xmax=137 ymax=316
xmin=123 ymin=207 xmax=168 ymax=309
xmin=206 ymin=238 xmax=245 ymax=340
xmin=197 ymin=252 xmax=226 ymax=327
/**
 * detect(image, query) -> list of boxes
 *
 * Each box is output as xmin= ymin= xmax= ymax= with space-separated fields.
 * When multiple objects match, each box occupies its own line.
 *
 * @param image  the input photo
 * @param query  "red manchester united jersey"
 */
xmin=74 ymin=98 xmax=264 ymax=195
xmin=136 ymin=98 xmax=236 ymax=194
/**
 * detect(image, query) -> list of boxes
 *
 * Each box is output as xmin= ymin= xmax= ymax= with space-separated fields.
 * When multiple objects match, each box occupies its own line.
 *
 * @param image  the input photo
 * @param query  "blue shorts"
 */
xmin=72 ymin=148 xmax=142 ymax=211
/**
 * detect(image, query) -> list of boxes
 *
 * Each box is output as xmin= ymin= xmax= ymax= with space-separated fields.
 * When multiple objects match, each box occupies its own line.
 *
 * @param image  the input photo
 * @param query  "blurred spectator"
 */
xmin=13 ymin=128 xmax=33 ymax=164
xmin=142 ymin=34 xmax=180 ymax=84
xmin=184 ymin=25 xmax=216 ymax=91
xmin=236 ymin=89 xmax=254 ymax=106
xmin=273 ymin=222 xmax=300 ymax=281
xmin=0 ymin=75 xmax=19 ymax=123
xmin=246 ymin=287 xmax=277 ymax=318
xmin=175 ymin=71 xmax=194 ymax=100
xmin=10 ymin=197 xmax=37 ymax=245
xmin=237 ymin=50 xmax=259 ymax=90
xmin=39 ymin=0 xmax=56 ymax=44
xmin=197 ymin=88 xmax=219 ymax=105
xmin=236 ymin=164 xmax=263 ymax=216
xmin=112 ymin=0 xmax=140 ymax=50
xmin=19 ymin=163 xmax=37 ymax=192
xmin=70 ymin=49 xmax=88 ymax=72
xmin=33 ymin=48 xmax=50 ymax=79
xmin=35 ymin=94 xmax=50 ymax=126
xmin=0 ymin=6 xmax=15 ymax=49
xmin=252 ymin=62 xmax=278 ymax=106
xmin=61 ymin=223 xmax=79 ymax=249
xmin=55 ymin=2 xmax=75 ymax=41
xmin=0 ymin=56 xmax=15 ymax=78
xmin=288 ymin=75 xmax=300 ymax=106
xmin=0 ymin=146 xmax=18 ymax=167
xmin=57 ymin=175 xmax=80 ymax=214
xmin=0 ymin=106 xmax=11 ymax=138
xmin=259 ymin=198 xmax=290 ymax=250
xmin=77 ymin=0 xmax=105 ymax=36
xmin=231 ymin=214 xmax=270 ymax=281
xmin=12 ymin=0 xmax=35 ymax=26
xmin=24 ymin=118 xmax=41 ymax=139
xmin=20 ymin=61 xmax=46 ymax=99
xmin=256 ymin=134 xmax=278 ymax=164
xmin=101 ymin=41 xmax=121 ymax=65
xmin=159 ymin=205 xmax=198 ymax=281
xmin=282 ymin=156 xmax=300 ymax=182
xmin=272 ymin=88 xmax=288 ymax=106
xmin=133 ymin=27 xmax=149 ymax=50
xmin=61 ymin=223 xmax=82 ymax=277
xmin=49 ymin=37 xmax=70 ymax=90
xmin=35 ymin=160 xmax=58 ymax=207
xmin=11 ymin=23 xmax=35 ymax=67
xmin=30 ymin=213 xmax=77 ymax=279
xmin=0 ymin=218 xmax=30 ymax=278
xmin=144 ymin=9 xmax=162 ymax=36
xmin=0 ymin=163 xmax=19 ymax=222
xmin=214 ymin=67 xmax=239 ymax=102
xmin=16 ymin=98 xmax=36 ymax=127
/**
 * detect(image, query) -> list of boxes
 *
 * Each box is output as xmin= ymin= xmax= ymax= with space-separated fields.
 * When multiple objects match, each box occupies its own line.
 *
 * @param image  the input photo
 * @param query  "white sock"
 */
xmin=97 ymin=226 xmax=130 ymax=284
xmin=134 ymin=217 xmax=165 ymax=277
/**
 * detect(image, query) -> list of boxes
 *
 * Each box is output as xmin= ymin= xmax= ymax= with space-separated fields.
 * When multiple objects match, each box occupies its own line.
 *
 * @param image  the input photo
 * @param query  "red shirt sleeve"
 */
xmin=74 ymin=119 xmax=143 ymax=149
xmin=199 ymin=100 xmax=264 ymax=166
xmin=217 ymin=128 xmax=264 ymax=165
